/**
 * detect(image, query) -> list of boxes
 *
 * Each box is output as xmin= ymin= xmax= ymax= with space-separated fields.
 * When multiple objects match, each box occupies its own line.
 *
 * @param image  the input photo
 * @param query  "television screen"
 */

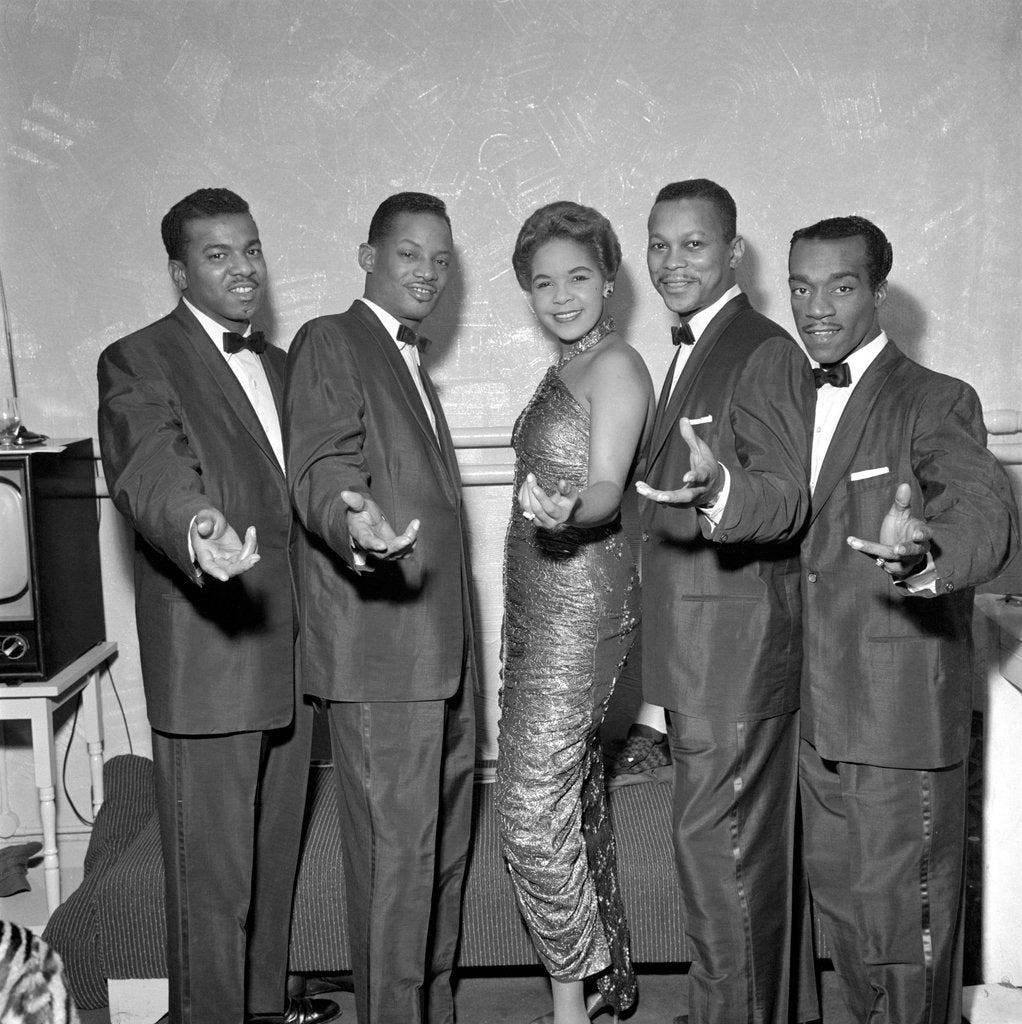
xmin=0 ymin=472 xmax=29 ymax=604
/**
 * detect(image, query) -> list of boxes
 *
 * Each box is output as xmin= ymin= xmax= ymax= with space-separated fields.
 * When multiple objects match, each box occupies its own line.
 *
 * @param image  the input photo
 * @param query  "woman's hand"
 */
xmin=518 ymin=473 xmax=580 ymax=529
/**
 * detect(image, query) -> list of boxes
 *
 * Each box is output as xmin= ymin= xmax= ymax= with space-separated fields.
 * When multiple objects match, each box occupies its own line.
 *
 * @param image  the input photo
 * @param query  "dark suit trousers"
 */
xmin=326 ymin=676 xmax=476 ymax=1024
xmin=799 ymin=738 xmax=967 ymax=1024
xmin=666 ymin=708 xmax=799 ymax=1024
xmin=152 ymin=699 xmax=314 ymax=1024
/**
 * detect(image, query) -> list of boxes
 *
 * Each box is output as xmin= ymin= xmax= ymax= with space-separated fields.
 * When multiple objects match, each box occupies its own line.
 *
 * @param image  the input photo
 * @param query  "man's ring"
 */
xmin=875 ymin=557 xmax=886 ymax=568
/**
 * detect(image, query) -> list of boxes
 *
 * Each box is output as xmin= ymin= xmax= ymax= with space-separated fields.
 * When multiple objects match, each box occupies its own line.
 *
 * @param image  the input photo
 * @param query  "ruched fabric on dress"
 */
xmin=496 ymin=321 xmax=639 ymax=1013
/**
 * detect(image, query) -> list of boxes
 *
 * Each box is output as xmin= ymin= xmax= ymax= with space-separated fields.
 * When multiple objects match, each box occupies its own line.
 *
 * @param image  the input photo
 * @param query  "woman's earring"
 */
xmin=603 ymin=284 xmax=614 ymax=298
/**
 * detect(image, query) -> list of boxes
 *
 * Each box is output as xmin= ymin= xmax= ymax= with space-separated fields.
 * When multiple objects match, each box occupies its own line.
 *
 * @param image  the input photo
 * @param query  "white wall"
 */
xmin=0 ymin=0 xmax=1019 ymax=826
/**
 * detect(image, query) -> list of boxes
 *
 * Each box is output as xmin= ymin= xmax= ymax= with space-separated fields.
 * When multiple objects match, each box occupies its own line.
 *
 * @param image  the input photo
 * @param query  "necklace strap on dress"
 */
xmin=557 ymin=316 xmax=616 ymax=368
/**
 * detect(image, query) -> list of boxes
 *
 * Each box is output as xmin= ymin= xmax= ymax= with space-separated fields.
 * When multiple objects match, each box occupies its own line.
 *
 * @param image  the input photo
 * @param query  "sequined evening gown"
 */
xmin=495 ymin=317 xmax=638 ymax=1013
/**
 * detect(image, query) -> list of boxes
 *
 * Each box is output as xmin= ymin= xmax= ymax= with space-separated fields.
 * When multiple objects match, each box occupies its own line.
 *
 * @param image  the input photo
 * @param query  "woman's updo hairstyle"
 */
xmin=511 ymin=201 xmax=622 ymax=291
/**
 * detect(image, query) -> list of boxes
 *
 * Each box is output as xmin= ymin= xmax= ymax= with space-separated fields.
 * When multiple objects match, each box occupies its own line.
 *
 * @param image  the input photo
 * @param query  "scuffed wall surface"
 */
xmin=0 ymin=1 xmax=1019 ymax=812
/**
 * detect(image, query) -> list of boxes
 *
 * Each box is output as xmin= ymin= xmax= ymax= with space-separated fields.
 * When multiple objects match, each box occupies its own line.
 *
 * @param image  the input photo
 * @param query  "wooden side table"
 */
xmin=0 ymin=641 xmax=116 ymax=914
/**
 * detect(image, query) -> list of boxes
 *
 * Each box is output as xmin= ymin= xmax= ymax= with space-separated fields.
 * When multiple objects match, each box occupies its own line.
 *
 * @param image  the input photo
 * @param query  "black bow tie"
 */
xmin=222 ymin=330 xmax=266 ymax=355
xmin=397 ymin=324 xmax=431 ymax=353
xmin=813 ymin=363 xmax=851 ymax=389
xmin=671 ymin=323 xmax=696 ymax=347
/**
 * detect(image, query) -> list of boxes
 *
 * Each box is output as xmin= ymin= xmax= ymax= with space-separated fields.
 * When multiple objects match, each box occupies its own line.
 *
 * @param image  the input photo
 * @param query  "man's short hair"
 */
xmin=511 ymin=201 xmax=622 ymax=290
xmin=367 ymin=192 xmax=451 ymax=245
xmin=789 ymin=216 xmax=893 ymax=290
xmin=161 ymin=188 xmax=251 ymax=262
xmin=653 ymin=179 xmax=737 ymax=241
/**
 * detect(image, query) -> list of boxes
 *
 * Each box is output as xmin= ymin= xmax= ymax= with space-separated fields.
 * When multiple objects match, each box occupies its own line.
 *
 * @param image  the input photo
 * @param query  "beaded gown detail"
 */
xmin=495 ymin=317 xmax=638 ymax=1012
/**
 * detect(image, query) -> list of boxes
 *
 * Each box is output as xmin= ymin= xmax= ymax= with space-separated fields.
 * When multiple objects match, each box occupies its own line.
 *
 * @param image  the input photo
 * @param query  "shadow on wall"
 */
xmin=608 ymin=261 xmax=639 ymax=342
xmin=418 ymin=243 xmax=467 ymax=370
xmin=105 ymin=506 xmax=137 ymax=586
xmin=256 ymin=281 xmax=282 ymax=350
xmin=882 ymin=284 xmax=929 ymax=364
xmin=738 ymin=237 xmax=772 ymax=315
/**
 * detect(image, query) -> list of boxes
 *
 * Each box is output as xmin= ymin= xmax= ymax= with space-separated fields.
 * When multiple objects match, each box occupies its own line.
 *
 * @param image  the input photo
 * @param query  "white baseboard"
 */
xmin=963 ymin=983 xmax=1022 ymax=1023
xmin=108 ymin=978 xmax=168 ymax=1024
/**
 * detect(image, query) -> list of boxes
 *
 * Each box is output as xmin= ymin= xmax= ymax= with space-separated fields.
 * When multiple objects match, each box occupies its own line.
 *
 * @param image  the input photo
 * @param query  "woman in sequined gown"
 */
xmin=495 ymin=202 xmax=654 ymax=1024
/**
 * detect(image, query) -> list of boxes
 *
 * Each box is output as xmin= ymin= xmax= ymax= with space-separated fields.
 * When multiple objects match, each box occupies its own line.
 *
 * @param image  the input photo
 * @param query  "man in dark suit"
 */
xmin=635 ymin=179 xmax=815 ymax=1024
xmin=789 ymin=215 xmax=1017 ymax=1023
xmin=98 ymin=189 xmax=334 ymax=1024
xmin=284 ymin=192 xmax=475 ymax=1024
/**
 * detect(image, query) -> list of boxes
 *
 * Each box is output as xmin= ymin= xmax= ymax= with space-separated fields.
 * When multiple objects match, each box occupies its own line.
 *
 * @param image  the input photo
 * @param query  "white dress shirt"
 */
xmin=358 ymin=297 xmax=437 ymax=436
xmin=666 ymin=283 xmax=742 ymax=399
xmin=810 ymin=331 xmax=888 ymax=493
xmin=810 ymin=331 xmax=935 ymax=592
xmin=183 ymin=297 xmax=285 ymax=471
xmin=182 ymin=298 xmax=283 ymax=567
xmin=662 ymin=285 xmax=742 ymax=523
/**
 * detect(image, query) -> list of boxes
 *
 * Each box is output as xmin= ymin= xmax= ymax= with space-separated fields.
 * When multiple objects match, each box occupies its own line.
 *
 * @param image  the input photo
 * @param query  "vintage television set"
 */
xmin=0 ymin=438 xmax=105 ymax=681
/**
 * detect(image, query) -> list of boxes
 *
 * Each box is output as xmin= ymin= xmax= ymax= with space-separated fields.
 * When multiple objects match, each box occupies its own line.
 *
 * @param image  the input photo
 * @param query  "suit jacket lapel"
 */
xmin=810 ymin=342 xmax=904 ymax=525
xmin=646 ymin=294 xmax=749 ymax=474
xmin=172 ymin=303 xmax=283 ymax=477
xmin=349 ymin=303 xmax=458 ymax=502
xmin=351 ymin=303 xmax=443 ymax=452
xmin=262 ymin=351 xmax=284 ymax=420
xmin=420 ymin=369 xmax=461 ymax=500
xmin=648 ymin=347 xmax=681 ymax=456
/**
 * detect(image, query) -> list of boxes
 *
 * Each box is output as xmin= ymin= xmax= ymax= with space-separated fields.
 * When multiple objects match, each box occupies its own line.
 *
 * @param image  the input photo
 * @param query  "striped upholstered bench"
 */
xmin=45 ymin=753 xmax=688 ymax=1020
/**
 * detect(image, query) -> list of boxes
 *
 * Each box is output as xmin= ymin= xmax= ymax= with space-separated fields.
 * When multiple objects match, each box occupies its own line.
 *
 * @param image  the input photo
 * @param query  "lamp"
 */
xmin=0 ymin=266 xmax=46 ymax=444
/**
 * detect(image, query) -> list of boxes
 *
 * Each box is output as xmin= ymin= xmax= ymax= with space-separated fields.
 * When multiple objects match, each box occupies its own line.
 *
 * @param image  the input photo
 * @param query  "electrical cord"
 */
xmin=60 ymin=696 xmax=91 ymax=827
xmin=60 ymin=658 xmax=134 ymax=827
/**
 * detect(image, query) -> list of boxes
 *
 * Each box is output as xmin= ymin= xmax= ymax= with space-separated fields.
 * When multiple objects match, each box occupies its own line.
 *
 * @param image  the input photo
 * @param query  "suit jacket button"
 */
xmin=807 ymin=571 xmax=818 ymax=583
xmin=642 ymin=531 xmax=650 ymax=542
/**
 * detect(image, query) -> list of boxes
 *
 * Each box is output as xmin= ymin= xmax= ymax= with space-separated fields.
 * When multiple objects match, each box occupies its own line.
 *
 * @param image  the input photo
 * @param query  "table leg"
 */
xmin=80 ymin=667 xmax=105 ymax=814
xmin=29 ymin=705 xmax=60 ymax=915
xmin=0 ymin=724 xmax=23 ymax=838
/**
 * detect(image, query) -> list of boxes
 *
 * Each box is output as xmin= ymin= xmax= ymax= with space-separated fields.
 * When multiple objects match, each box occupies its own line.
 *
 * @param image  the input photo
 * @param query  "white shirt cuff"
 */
xmin=350 ymin=540 xmax=367 ymax=569
xmin=699 ymin=464 xmax=731 ymax=531
xmin=893 ymin=552 xmax=939 ymax=594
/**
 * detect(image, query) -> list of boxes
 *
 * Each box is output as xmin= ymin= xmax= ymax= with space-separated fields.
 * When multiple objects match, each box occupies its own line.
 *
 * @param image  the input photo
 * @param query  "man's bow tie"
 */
xmin=671 ymin=323 xmax=696 ymax=347
xmin=223 ymin=330 xmax=266 ymax=355
xmin=813 ymin=363 xmax=851 ymax=389
xmin=397 ymin=324 xmax=431 ymax=352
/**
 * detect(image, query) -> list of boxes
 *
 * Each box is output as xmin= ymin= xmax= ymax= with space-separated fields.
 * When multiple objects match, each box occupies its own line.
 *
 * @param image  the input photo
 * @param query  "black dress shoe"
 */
xmin=284 ymin=997 xmax=341 ymax=1024
xmin=247 ymin=997 xmax=341 ymax=1024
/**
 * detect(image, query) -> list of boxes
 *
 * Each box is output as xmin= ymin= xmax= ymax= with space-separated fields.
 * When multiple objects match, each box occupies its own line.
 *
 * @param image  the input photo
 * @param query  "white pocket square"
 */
xmin=849 ymin=466 xmax=889 ymax=482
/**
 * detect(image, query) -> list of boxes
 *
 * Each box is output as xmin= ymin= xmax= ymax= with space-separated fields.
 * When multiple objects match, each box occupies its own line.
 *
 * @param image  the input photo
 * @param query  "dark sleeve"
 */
xmin=710 ymin=335 xmax=815 ymax=544
xmin=97 ymin=340 xmax=209 ymax=581
xmin=283 ymin=318 xmax=368 ymax=566
xmin=909 ymin=380 xmax=1018 ymax=594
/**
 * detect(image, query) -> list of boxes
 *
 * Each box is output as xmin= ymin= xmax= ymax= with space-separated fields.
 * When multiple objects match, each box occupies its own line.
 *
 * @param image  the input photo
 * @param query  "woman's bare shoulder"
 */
xmin=586 ymin=334 xmax=652 ymax=385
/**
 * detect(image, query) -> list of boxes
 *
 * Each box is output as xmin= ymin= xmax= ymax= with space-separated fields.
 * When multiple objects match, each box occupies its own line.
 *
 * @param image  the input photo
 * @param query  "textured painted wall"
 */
xmin=0 ymin=0 xmax=1019 ymax=827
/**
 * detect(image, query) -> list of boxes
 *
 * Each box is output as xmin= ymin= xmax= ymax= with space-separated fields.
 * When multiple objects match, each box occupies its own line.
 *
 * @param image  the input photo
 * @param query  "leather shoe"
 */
xmin=606 ymin=724 xmax=672 ymax=789
xmin=247 ymin=997 xmax=341 ymax=1024
xmin=285 ymin=998 xmax=341 ymax=1024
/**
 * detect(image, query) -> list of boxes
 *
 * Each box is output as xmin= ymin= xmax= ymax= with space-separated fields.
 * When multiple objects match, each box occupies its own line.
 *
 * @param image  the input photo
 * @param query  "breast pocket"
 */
xmin=847 ymin=468 xmax=901 ymax=527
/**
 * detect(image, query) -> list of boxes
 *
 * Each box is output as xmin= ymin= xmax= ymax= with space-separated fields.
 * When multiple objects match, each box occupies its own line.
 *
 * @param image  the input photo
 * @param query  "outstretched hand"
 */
xmin=635 ymin=417 xmax=724 ymax=507
xmin=342 ymin=490 xmax=419 ymax=566
xmin=190 ymin=508 xmax=260 ymax=582
xmin=518 ymin=473 xmax=580 ymax=529
xmin=847 ymin=482 xmax=932 ymax=576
